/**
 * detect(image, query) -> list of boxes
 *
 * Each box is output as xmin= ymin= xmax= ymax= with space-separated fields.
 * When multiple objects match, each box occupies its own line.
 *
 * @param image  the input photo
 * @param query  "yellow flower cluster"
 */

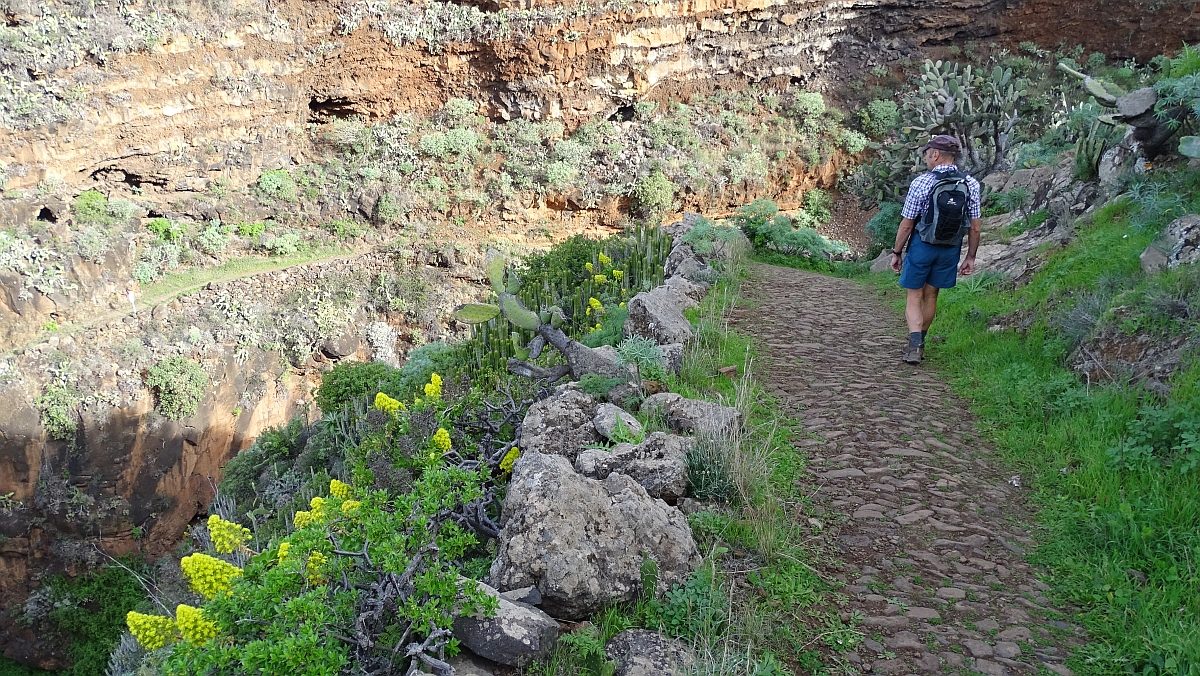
xmin=277 ymin=542 xmax=291 ymax=563
xmin=374 ymin=392 xmax=405 ymax=414
xmin=176 ymin=604 xmax=219 ymax=644
xmin=599 ymin=253 xmax=612 ymax=266
xmin=593 ymin=274 xmax=607 ymax=284
xmin=294 ymin=496 xmax=328 ymax=528
xmin=293 ymin=510 xmax=316 ymax=528
xmin=126 ymin=611 xmax=178 ymax=650
xmin=329 ymin=479 xmax=351 ymax=499
xmin=500 ymin=447 xmax=520 ymax=473
xmin=341 ymin=500 xmax=361 ymax=515
xmin=424 ymin=373 xmax=443 ymax=399
xmin=180 ymin=553 xmax=242 ymax=600
xmin=207 ymin=514 xmax=250 ymax=555
xmin=432 ymin=428 xmax=452 ymax=453
xmin=588 ymin=297 xmax=603 ymax=313
xmin=585 ymin=262 xmax=594 ymax=273
xmin=612 ymin=269 xmax=623 ymax=281
xmin=306 ymin=551 xmax=329 ymax=585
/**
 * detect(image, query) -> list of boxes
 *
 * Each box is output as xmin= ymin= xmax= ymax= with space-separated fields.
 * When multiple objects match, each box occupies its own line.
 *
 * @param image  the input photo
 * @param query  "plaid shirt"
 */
xmin=902 ymin=164 xmax=982 ymax=221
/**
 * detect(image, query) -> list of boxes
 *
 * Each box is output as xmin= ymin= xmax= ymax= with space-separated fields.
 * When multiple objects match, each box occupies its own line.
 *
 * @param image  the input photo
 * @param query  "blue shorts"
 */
xmin=899 ymin=237 xmax=961 ymax=289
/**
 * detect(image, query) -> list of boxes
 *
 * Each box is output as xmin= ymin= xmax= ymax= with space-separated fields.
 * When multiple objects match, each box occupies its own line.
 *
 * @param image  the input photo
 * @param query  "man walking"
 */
xmin=889 ymin=135 xmax=982 ymax=364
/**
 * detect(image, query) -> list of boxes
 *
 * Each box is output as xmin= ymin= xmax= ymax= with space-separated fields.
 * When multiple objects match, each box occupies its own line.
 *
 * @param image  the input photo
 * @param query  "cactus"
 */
xmin=453 ymin=303 xmax=501 ymax=324
xmin=1057 ymin=62 xmax=1123 ymax=106
xmin=1073 ymin=121 xmax=1111 ymax=180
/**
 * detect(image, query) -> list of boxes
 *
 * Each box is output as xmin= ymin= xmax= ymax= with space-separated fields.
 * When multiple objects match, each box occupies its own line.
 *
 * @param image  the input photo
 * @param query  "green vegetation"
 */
xmin=863 ymin=165 xmax=1200 ymax=675
xmin=44 ymin=560 xmax=150 ymax=676
xmin=72 ymin=190 xmax=112 ymax=227
xmin=313 ymin=343 xmax=456 ymax=413
xmin=254 ymin=170 xmax=297 ymax=202
xmin=34 ymin=382 xmax=78 ymax=441
xmin=145 ymin=357 xmax=208 ymax=420
xmin=731 ymin=198 xmax=849 ymax=260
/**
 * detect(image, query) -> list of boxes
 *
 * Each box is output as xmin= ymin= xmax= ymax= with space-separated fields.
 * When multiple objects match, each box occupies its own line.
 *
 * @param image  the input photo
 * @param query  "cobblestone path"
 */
xmin=731 ymin=264 xmax=1085 ymax=676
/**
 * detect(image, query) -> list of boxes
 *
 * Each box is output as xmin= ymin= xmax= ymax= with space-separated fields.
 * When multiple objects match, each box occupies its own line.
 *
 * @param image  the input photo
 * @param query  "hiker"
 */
xmin=889 ymin=134 xmax=982 ymax=364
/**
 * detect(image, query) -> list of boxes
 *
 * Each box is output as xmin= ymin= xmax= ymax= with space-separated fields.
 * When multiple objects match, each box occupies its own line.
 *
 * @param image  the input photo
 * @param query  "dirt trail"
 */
xmin=731 ymin=263 xmax=1085 ymax=676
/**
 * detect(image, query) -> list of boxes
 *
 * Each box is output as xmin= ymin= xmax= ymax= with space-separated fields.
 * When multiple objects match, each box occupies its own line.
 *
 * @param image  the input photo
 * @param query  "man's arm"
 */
xmin=890 ymin=218 xmax=915 ymax=273
xmin=959 ymin=217 xmax=981 ymax=275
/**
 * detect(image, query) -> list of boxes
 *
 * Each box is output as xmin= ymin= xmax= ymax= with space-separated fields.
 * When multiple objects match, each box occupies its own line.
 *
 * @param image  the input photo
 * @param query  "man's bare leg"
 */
xmin=905 ymin=288 xmax=926 ymax=333
xmin=921 ymin=285 xmax=940 ymax=331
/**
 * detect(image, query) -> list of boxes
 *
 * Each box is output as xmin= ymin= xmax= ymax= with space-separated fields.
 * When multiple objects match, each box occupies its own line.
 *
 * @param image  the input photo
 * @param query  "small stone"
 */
xmin=872 ymin=658 xmax=909 ymax=674
xmin=997 ymin=626 xmax=1032 ymax=642
xmin=995 ymin=642 xmax=1022 ymax=659
xmin=973 ymin=658 xmax=1008 ymax=676
xmin=936 ymin=587 xmax=966 ymax=600
xmin=887 ymin=631 xmax=924 ymax=651
xmin=906 ymin=607 xmax=941 ymax=620
xmin=896 ymin=509 xmax=934 ymax=525
xmin=863 ymin=615 xmax=911 ymax=628
xmin=1045 ymin=664 xmax=1073 ymax=676
xmin=823 ymin=468 xmax=867 ymax=479
xmin=976 ymin=618 xmax=1001 ymax=632
xmin=893 ymin=577 xmax=915 ymax=593
xmin=863 ymin=638 xmax=886 ymax=653
xmin=916 ymin=652 xmax=941 ymax=672
xmin=963 ymin=639 xmax=994 ymax=658
xmin=940 ymin=652 xmax=965 ymax=668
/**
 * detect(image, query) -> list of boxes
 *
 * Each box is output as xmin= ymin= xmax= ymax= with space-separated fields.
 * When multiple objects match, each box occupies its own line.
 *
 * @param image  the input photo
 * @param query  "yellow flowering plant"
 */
xmin=499 ymin=447 xmax=520 ymax=473
xmin=175 ymin=604 xmax=219 ymax=645
xmin=180 ymin=553 xmax=242 ymax=600
xmin=126 ymin=611 xmax=178 ymax=650
xmin=329 ymin=479 xmax=351 ymax=499
xmin=374 ymin=392 xmax=405 ymax=415
xmin=207 ymin=514 xmax=251 ymax=555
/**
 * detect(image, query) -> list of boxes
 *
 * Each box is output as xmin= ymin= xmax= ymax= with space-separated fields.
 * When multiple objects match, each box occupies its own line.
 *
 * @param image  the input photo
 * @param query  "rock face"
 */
xmin=663 ymin=275 xmax=708 ymax=304
xmin=605 ymin=629 xmax=697 ymax=676
xmin=519 ymin=390 xmax=602 ymax=462
xmin=1143 ymin=214 xmax=1200 ymax=272
xmin=624 ymin=287 xmax=694 ymax=346
xmin=592 ymin=403 xmax=644 ymax=442
xmin=452 ymin=579 xmax=560 ymax=668
xmin=640 ymin=393 xmax=741 ymax=436
xmin=489 ymin=452 xmax=701 ymax=620
xmin=575 ymin=432 xmax=692 ymax=503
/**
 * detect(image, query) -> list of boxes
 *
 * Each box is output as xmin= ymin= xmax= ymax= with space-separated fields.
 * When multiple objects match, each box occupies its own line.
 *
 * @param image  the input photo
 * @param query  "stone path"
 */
xmin=731 ymin=264 xmax=1085 ymax=676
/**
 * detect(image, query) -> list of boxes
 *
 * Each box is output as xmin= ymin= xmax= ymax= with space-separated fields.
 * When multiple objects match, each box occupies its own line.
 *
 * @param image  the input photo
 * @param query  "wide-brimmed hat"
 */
xmin=920 ymin=135 xmax=961 ymax=154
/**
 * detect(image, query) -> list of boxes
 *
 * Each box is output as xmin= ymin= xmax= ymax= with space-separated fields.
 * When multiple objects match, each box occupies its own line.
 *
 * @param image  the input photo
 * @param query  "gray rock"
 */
xmin=563 ymin=340 xmax=635 ymax=381
xmin=870 ymin=249 xmax=896 ymax=274
xmin=663 ymin=274 xmax=706 ymax=305
xmin=442 ymin=652 xmax=498 ymax=676
xmin=593 ymin=403 xmax=644 ymax=441
xmin=663 ymin=212 xmax=703 ymax=240
xmin=489 ymin=453 xmax=701 ymax=620
xmin=659 ymin=343 xmax=684 ymax=375
xmin=452 ymin=579 xmax=559 ymax=668
xmin=1140 ymin=239 xmax=1169 ymax=274
xmin=1163 ymin=213 xmax=1200 ymax=269
xmin=605 ymin=381 xmax=644 ymax=408
xmin=499 ymin=586 xmax=543 ymax=606
xmin=605 ymin=629 xmax=696 ymax=676
xmin=520 ymin=389 xmax=601 ymax=462
xmin=575 ymin=432 xmax=692 ymax=503
xmin=639 ymin=393 xmax=741 ymax=436
xmin=1116 ymin=87 xmax=1158 ymax=120
xmin=320 ymin=331 xmax=360 ymax=359
xmin=624 ymin=287 xmax=693 ymax=346
xmin=664 ymin=243 xmax=698 ymax=277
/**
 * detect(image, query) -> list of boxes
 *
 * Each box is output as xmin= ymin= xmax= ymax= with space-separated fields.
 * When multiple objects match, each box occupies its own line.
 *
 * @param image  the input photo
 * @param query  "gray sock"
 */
xmin=909 ymin=332 xmax=924 ymax=347
xmin=921 ymin=330 xmax=928 ymax=341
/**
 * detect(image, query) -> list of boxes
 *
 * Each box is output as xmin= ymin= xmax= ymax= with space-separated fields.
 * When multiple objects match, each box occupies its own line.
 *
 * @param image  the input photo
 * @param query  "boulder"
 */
xmin=869 ymin=249 xmax=895 ymax=274
xmin=442 ymin=652 xmax=499 ymax=676
xmin=593 ymin=403 xmax=644 ymax=441
xmin=452 ymin=579 xmax=559 ymax=668
xmin=605 ymin=629 xmax=697 ymax=676
xmin=499 ymin=586 xmax=543 ymax=606
xmin=663 ymin=275 xmax=705 ymax=306
xmin=664 ymin=243 xmax=698 ymax=277
xmin=640 ymin=393 xmax=741 ymax=436
xmin=1163 ymin=214 xmax=1200 ymax=269
xmin=488 ymin=453 xmax=701 ymax=620
xmin=519 ymin=390 xmax=602 ymax=462
xmin=663 ymin=212 xmax=703 ymax=240
xmin=319 ymin=331 xmax=360 ymax=359
xmin=575 ymin=432 xmax=692 ymax=503
xmin=659 ymin=343 xmax=684 ymax=375
xmin=1140 ymin=239 xmax=1169 ymax=274
xmin=562 ymin=340 xmax=635 ymax=381
xmin=624 ymin=287 xmax=693 ymax=346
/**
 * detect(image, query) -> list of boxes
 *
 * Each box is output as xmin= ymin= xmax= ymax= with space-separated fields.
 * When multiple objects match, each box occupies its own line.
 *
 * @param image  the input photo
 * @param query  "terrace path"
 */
xmin=731 ymin=263 xmax=1085 ymax=676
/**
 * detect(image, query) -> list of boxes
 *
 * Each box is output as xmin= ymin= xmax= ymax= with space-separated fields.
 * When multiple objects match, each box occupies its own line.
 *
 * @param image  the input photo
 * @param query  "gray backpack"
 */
xmin=917 ymin=168 xmax=972 ymax=246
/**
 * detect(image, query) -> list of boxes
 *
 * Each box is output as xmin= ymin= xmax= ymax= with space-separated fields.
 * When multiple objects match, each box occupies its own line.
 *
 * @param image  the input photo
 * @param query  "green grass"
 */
xmin=863 ymin=197 xmax=1200 ymax=676
xmin=753 ymin=250 xmax=869 ymax=278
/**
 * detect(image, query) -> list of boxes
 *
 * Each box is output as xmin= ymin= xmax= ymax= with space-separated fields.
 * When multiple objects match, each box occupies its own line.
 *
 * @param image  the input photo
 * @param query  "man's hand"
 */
xmin=959 ymin=255 xmax=976 ymax=276
xmin=890 ymin=252 xmax=903 ymax=274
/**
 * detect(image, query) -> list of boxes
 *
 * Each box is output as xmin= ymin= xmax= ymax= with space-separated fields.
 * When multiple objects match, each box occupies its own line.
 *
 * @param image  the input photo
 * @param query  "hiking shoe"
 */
xmin=902 ymin=345 xmax=923 ymax=364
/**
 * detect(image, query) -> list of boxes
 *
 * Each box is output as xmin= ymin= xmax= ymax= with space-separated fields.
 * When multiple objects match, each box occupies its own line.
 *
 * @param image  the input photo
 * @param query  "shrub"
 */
xmin=264 ymin=232 xmax=302 ymax=256
xmin=616 ymin=336 xmax=667 ymax=382
xmin=219 ymin=418 xmax=308 ymax=506
xmin=1108 ymin=399 xmax=1200 ymax=474
xmin=193 ymin=226 xmax=228 ymax=256
xmin=146 ymin=217 xmax=183 ymax=242
xmin=35 ymin=383 xmax=78 ymax=441
xmin=838 ymin=129 xmax=869 ymax=154
xmin=520 ymin=234 xmax=603 ymax=289
xmin=578 ymin=373 xmax=626 ymax=397
xmin=633 ymin=170 xmax=676 ymax=215
xmin=324 ymin=219 xmax=367 ymax=238
xmin=315 ymin=361 xmax=404 ymax=413
xmin=802 ymin=188 xmax=832 ymax=224
xmin=865 ymin=202 xmax=903 ymax=250
xmin=76 ymin=227 xmax=112 ymax=262
xmin=544 ymin=161 xmax=579 ymax=190
xmin=45 ymin=558 xmax=150 ymax=676
xmin=858 ymin=99 xmax=899 ymax=138
xmin=442 ymin=97 xmax=478 ymax=122
xmin=255 ymin=170 xmax=297 ymax=202
xmin=146 ymin=357 xmax=208 ymax=420
xmin=443 ymin=127 xmax=479 ymax=155
xmin=237 ymin=221 xmax=266 ymax=238
xmin=72 ymin=189 xmax=112 ymax=227
xmin=374 ymin=192 xmax=403 ymax=223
